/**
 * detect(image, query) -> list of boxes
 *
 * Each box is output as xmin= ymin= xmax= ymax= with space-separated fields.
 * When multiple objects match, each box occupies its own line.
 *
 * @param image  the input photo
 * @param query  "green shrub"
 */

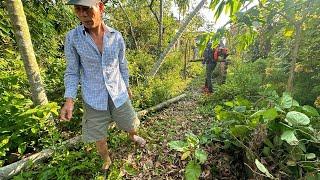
xmin=208 ymin=92 xmax=320 ymax=178
xmin=0 ymin=92 xmax=60 ymax=167
xmin=214 ymin=59 xmax=264 ymax=101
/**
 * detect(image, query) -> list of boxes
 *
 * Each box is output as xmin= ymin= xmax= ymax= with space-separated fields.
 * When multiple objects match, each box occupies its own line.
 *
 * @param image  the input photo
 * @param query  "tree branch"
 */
xmin=115 ymin=0 xmax=139 ymax=49
xmin=148 ymin=0 xmax=160 ymax=24
xmin=258 ymin=0 xmax=295 ymax=25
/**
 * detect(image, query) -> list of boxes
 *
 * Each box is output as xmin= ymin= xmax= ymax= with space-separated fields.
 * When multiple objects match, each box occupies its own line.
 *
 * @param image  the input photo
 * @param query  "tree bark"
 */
xmin=149 ymin=0 xmax=160 ymax=24
xmin=183 ymin=40 xmax=188 ymax=79
xmin=286 ymin=23 xmax=302 ymax=93
xmin=150 ymin=0 xmax=206 ymax=77
xmin=6 ymin=0 xmax=48 ymax=105
xmin=137 ymin=93 xmax=186 ymax=117
xmin=158 ymin=0 xmax=163 ymax=54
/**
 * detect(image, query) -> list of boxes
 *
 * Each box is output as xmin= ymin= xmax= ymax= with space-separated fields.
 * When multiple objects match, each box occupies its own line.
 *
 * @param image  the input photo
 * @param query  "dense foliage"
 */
xmin=168 ymin=0 xmax=320 ymax=179
xmin=0 ymin=0 xmax=319 ymax=179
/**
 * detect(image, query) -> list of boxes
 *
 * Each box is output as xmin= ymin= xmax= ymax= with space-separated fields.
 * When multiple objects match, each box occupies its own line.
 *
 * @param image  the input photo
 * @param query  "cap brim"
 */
xmin=66 ymin=0 xmax=98 ymax=7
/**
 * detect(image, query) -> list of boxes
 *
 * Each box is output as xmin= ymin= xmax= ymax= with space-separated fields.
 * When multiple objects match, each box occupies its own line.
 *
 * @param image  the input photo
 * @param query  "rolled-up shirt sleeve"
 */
xmin=118 ymin=34 xmax=129 ymax=87
xmin=64 ymin=31 xmax=80 ymax=99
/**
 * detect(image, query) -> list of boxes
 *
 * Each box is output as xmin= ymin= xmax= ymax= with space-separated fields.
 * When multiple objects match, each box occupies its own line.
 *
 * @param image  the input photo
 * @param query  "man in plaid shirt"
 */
xmin=60 ymin=0 xmax=146 ymax=171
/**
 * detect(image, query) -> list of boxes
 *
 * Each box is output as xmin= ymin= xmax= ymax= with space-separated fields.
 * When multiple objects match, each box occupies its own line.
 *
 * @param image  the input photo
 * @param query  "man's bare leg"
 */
xmin=96 ymin=139 xmax=111 ymax=171
xmin=128 ymin=130 xmax=146 ymax=147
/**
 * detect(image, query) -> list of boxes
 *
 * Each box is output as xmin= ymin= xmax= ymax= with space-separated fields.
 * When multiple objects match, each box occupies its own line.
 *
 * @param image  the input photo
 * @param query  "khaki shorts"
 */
xmin=82 ymin=99 xmax=140 ymax=142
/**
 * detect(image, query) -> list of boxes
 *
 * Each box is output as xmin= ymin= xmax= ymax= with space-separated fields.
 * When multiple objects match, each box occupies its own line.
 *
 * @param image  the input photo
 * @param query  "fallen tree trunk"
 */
xmin=137 ymin=93 xmax=186 ymax=117
xmin=0 ymin=136 xmax=81 ymax=179
xmin=0 ymin=94 xmax=186 ymax=179
xmin=189 ymin=58 xmax=231 ymax=63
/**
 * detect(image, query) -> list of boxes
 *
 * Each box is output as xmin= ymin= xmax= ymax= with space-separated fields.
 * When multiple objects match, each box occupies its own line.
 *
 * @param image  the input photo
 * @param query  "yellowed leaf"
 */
xmin=181 ymin=151 xmax=191 ymax=160
xmin=284 ymin=29 xmax=294 ymax=37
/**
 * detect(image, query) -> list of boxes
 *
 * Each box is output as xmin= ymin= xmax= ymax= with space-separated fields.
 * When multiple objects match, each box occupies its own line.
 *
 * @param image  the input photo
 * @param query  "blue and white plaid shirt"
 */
xmin=64 ymin=25 xmax=129 ymax=110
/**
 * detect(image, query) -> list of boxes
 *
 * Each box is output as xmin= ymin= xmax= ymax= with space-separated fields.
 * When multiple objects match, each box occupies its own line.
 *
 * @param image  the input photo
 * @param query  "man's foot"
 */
xmin=101 ymin=156 xmax=112 ymax=171
xmin=131 ymin=135 xmax=146 ymax=147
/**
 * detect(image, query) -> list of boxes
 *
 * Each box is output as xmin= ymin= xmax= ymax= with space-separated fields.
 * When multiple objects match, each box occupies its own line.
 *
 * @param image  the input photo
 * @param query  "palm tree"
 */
xmin=175 ymin=0 xmax=190 ymax=21
xmin=6 ymin=0 xmax=48 ymax=105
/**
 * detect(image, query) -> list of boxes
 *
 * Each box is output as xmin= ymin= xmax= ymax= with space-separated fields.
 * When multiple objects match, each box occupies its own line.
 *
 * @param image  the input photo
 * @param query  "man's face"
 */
xmin=74 ymin=3 xmax=103 ymax=29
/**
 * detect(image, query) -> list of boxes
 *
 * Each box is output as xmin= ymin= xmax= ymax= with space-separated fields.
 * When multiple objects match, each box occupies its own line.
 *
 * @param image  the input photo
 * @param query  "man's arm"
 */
xmin=203 ymin=47 xmax=209 ymax=64
xmin=60 ymin=31 xmax=80 ymax=121
xmin=118 ymin=33 xmax=132 ymax=98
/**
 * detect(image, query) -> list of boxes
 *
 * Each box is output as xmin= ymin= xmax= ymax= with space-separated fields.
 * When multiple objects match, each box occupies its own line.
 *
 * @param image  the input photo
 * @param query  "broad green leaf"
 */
xmin=280 ymin=92 xmax=293 ymax=109
xmin=305 ymin=153 xmax=316 ymax=160
xmin=186 ymin=133 xmax=199 ymax=148
xmin=250 ymin=110 xmax=265 ymax=118
xmin=0 ymin=151 xmax=6 ymax=157
xmin=168 ymin=141 xmax=188 ymax=152
xmin=275 ymin=105 xmax=285 ymax=113
xmin=234 ymin=106 xmax=246 ymax=113
xmin=230 ymin=125 xmax=250 ymax=137
xmin=19 ymin=108 xmax=38 ymax=116
xmin=260 ymin=0 xmax=267 ymax=4
xmin=302 ymin=105 xmax=319 ymax=117
xmin=18 ymin=143 xmax=26 ymax=154
xmin=214 ymin=105 xmax=223 ymax=113
xmin=14 ymin=94 xmax=24 ymax=99
xmin=298 ymin=142 xmax=306 ymax=152
xmin=185 ymin=160 xmax=201 ymax=180
xmin=292 ymin=100 xmax=299 ymax=107
xmin=281 ymin=130 xmax=299 ymax=145
xmin=181 ymin=151 xmax=191 ymax=160
xmin=195 ymin=149 xmax=207 ymax=164
xmin=124 ymin=163 xmax=137 ymax=176
xmin=255 ymin=159 xmax=274 ymax=178
xmin=262 ymin=108 xmax=278 ymax=122
xmin=224 ymin=101 xmax=234 ymax=107
xmin=286 ymin=111 xmax=310 ymax=125
xmin=31 ymin=127 xmax=38 ymax=134
xmin=212 ymin=126 xmax=223 ymax=135
xmin=235 ymin=97 xmax=252 ymax=108
xmin=216 ymin=111 xmax=229 ymax=121
xmin=0 ymin=137 xmax=10 ymax=148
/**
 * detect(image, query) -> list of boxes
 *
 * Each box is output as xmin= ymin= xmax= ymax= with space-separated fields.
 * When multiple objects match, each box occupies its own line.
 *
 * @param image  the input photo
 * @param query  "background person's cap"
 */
xmin=66 ymin=0 xmax=101 ymax=7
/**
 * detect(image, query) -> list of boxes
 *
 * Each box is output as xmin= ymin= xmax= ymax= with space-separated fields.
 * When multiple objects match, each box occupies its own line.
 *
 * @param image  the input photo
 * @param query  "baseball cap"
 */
xmin=66 ymin=0 xmax=102 ymax=7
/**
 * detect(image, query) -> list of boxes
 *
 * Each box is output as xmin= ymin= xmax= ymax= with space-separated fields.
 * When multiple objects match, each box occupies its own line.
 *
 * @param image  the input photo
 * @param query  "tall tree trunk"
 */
xmin=150 ymin=0 xmax=206 ymax=76
xmin=183 ymin=39 xmax=188 ymax=79
xmin=158 ymin=0 xmax=163 ymax=54
xmin=6 ymin=0 xmax=48 ymax=105
xmin=286 ymin=23 xmax=302 ymax=93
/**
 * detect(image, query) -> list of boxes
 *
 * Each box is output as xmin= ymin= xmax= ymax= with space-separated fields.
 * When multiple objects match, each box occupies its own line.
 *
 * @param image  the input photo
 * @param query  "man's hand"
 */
xmin=60 ymin=98 xmax=74 ymax=121
xmin=127 ymin=87 xmax=133 ymax=99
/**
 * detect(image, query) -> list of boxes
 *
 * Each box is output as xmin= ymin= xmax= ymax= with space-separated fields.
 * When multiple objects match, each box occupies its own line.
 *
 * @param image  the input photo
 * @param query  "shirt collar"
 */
xmin=80 ymin=24 xmax=115 ymax=36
